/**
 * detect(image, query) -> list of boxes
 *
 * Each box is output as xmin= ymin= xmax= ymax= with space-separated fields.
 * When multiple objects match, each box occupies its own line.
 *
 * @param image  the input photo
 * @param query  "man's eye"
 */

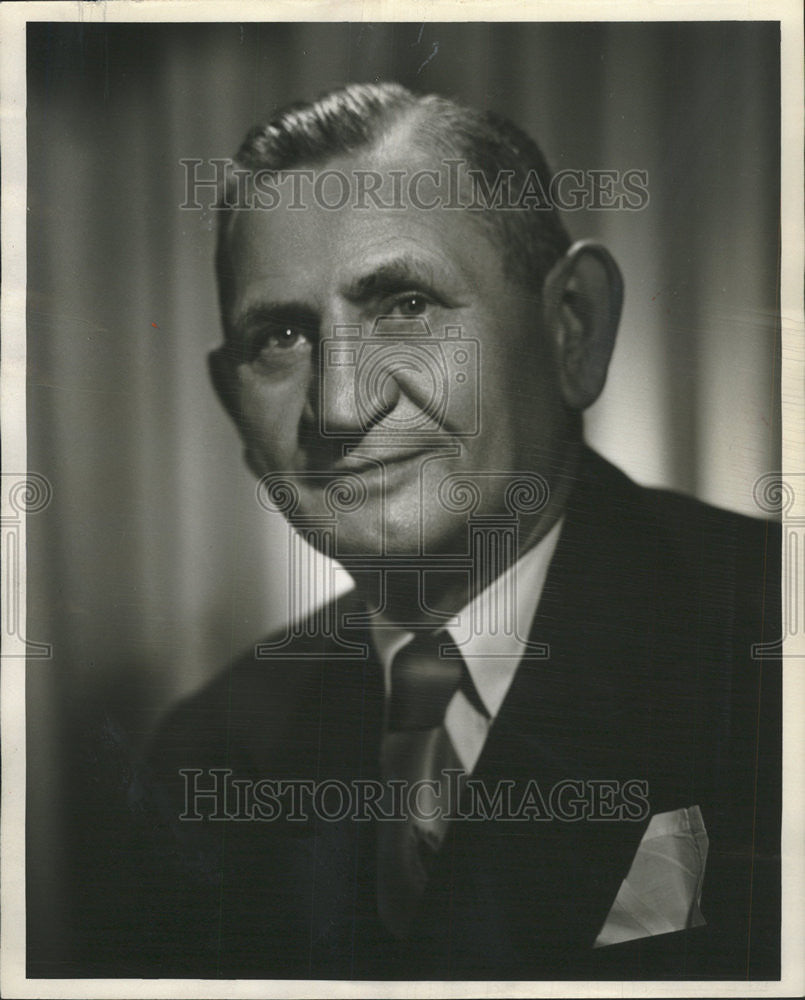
xmin=257 ymin=326 xmax=310 ymax=352
xmin=393 ymin=294 xmax=430 ymax=317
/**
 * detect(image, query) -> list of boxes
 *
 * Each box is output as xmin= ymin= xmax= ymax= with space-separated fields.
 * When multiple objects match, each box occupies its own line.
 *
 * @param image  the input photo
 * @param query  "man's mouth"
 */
xmin=330 ymin=446 xmax=433 ymax=475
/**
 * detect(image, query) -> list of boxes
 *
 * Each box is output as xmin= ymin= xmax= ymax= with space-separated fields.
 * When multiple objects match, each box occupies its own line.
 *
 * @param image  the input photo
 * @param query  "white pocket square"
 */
xmin=594 ymin=805 xmax=709 ymax=948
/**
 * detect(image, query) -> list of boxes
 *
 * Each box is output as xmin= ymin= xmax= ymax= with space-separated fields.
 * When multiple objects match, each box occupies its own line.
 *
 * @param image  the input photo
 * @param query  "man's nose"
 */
xmin=317 ymin=326 xmax=401 ymax=435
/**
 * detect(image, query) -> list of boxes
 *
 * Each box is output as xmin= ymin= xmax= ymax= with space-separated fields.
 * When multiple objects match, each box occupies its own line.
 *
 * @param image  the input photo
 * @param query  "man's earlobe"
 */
xmin=541 ymin=240 xmax=623 ymax=411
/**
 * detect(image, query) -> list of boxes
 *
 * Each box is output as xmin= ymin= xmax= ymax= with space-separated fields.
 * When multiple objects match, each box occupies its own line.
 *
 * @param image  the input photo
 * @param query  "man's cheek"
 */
xmin=239 ymin=385 xmax=306 ymax=470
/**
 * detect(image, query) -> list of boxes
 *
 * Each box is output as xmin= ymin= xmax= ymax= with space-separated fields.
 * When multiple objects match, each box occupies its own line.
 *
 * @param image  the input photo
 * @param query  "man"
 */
xmin=110 ymin=83 xmax=780 ymax=981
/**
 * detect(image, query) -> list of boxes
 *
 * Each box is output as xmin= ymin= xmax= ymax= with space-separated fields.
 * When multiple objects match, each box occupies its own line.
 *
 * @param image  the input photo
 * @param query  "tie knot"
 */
xmin=388 ymin=633 xmax=465 ymax=732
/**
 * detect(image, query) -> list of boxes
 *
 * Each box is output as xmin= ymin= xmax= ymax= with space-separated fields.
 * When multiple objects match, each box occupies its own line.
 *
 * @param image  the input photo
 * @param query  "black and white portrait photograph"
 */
xmin=1 ymin=2 xmax=803 ymax=997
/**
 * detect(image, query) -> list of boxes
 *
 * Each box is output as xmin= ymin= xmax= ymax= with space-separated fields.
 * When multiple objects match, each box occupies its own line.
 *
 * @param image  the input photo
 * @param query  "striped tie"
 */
xmin=377 ymin=632 xmax=467 ymax=938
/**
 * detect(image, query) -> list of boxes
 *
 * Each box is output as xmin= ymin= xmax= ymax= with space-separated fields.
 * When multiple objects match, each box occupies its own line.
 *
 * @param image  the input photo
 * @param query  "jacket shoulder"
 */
xmin=579 ymin=447 xmax=780 ymax=588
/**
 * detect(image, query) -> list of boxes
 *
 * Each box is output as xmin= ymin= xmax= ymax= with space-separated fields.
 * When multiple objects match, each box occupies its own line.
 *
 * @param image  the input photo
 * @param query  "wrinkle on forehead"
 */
xmin=233 ymin=198 xmax=505 ymax=287
xmin=224 ymin=125 xmax=529 ymax=319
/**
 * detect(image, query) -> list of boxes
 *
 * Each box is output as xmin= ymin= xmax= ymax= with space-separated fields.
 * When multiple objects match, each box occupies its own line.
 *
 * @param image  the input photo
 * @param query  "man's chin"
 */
xmin=288 ymin=493 xmax=467 ymax=562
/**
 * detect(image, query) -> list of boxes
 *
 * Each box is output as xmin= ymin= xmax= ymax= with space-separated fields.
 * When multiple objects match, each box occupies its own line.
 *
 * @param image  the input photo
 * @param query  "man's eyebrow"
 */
xmin=341 ymin=256 xmax=443 ymax=303
xmin=230 ymin=301 xmax=319 ymax=336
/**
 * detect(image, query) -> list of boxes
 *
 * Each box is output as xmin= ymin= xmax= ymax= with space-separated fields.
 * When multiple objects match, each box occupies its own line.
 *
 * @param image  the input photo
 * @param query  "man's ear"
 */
xmin=541 ymin=239 xmax=623 ymax=411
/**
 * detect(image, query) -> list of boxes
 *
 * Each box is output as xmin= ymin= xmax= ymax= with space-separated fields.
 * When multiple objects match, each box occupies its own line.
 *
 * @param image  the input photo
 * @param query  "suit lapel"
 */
xmin=431 ymin=450 xmax=670 ymax=956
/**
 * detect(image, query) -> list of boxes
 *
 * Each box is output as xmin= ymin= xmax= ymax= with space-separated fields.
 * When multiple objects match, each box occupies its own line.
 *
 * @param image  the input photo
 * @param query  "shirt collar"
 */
xmin=369 ymin=517 xmax=563 ymax=720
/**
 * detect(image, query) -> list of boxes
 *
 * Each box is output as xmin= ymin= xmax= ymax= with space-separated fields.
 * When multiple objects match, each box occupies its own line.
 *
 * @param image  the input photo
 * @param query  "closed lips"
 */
xmin=331 ymin=448 xmax=431 ymax=472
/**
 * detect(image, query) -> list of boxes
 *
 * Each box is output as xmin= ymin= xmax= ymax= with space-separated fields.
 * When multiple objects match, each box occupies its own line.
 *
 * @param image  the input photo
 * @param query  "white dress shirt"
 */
xmin=369 ymin=517 xmax=564 ymax=773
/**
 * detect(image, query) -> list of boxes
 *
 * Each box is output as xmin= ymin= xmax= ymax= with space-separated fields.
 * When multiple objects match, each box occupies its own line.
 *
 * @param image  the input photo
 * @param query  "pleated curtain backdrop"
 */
xmin=24 ymin=21 xmax=780 ymax=966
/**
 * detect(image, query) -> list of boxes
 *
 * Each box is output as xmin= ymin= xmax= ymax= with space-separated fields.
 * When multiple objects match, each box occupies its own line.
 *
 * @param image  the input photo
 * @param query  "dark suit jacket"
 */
xmin=73 ymin=447 xmax=782 ymax=981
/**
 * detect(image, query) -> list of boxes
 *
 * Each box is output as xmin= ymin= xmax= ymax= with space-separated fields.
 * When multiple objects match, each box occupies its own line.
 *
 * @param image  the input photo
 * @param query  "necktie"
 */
xmin=377 ymin=632 xmax=467 ymax=939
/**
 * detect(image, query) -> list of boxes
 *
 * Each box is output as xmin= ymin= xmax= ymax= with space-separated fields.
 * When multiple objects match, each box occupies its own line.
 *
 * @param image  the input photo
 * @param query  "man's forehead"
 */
xmin=228 ymin=216 xmax=470 ymax=316
xmin=226 ymin=150 xmax=503 ymax=305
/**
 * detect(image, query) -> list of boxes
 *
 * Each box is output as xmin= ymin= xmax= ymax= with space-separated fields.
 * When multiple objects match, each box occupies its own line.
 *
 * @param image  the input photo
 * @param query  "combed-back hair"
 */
xmin=216 ymin=82 xmax=571 ymax=324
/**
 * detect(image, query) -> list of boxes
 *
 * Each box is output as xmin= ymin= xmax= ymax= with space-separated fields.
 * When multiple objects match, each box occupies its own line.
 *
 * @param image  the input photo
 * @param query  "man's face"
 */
xmin=218 ymin=140 xmax=572 ymax=560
